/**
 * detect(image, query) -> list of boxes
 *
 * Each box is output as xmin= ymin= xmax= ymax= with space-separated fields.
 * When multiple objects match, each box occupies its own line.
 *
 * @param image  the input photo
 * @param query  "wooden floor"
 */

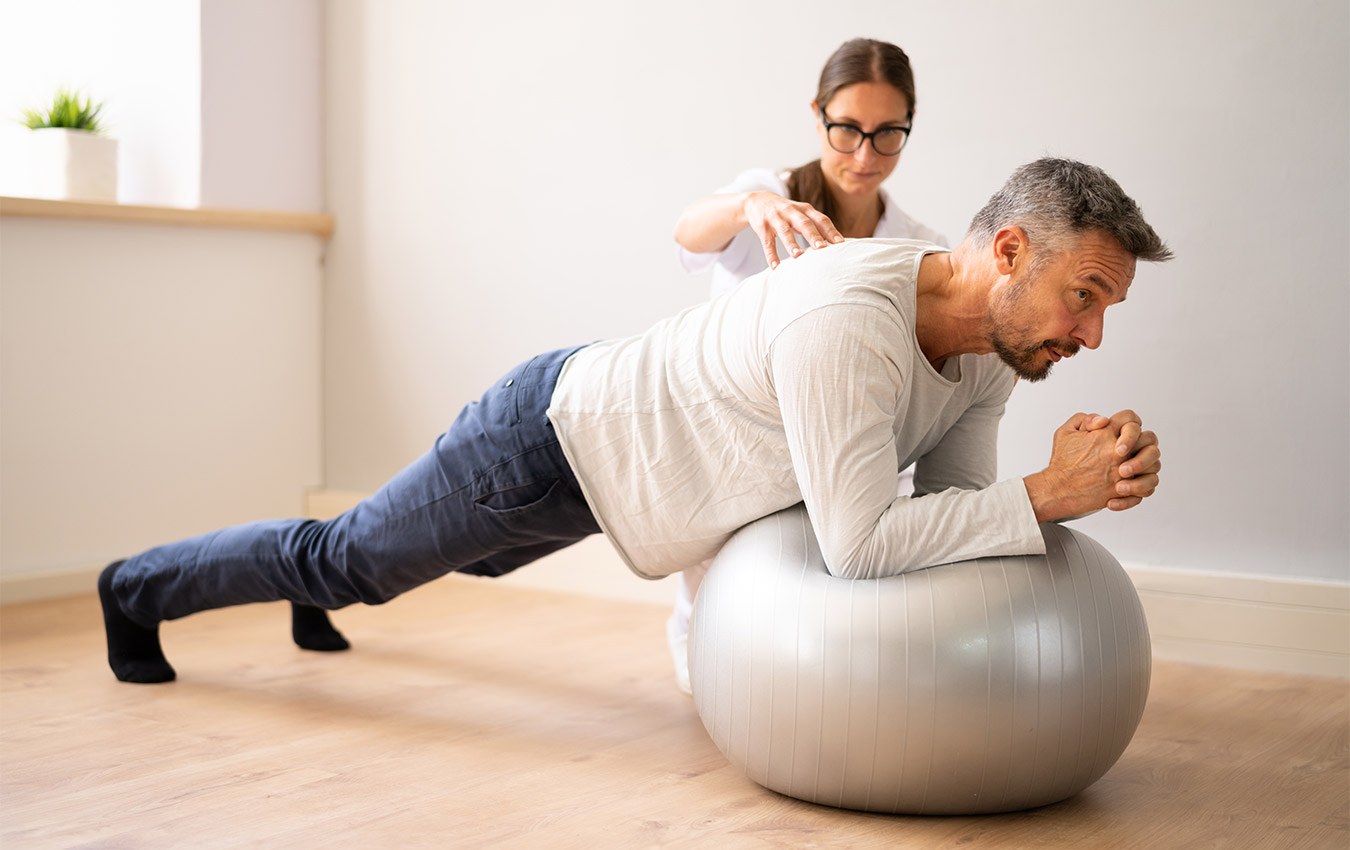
xmin=2 ymin=577 xmax=1346 ymax=850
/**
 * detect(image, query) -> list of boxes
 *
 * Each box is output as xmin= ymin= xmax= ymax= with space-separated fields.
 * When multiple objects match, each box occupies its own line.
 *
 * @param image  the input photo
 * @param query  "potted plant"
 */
xmin=20 ymin=87 xmax=118 ymax=202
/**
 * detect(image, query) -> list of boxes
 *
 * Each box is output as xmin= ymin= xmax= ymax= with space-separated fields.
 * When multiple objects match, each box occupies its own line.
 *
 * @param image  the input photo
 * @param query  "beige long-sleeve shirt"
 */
xmin=547 ymin=238 xmax=1045 ymax=580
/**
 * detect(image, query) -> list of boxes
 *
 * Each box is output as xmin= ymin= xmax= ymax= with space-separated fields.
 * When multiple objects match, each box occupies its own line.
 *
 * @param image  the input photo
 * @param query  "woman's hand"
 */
xmin=743 ymin=192 xmax=845 ymax=269
xmin=673 ymin=190 xmax=845 ymax=267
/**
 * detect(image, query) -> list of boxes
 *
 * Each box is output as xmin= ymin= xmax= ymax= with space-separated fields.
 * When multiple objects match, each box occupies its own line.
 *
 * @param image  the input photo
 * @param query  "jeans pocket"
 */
xmin=473 ymin=478 xmax=562 ymax=514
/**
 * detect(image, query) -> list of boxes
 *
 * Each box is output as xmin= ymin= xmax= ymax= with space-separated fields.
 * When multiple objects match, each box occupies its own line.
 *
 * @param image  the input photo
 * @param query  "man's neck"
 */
xmin=914 ymin=247 xmax=993 ymax=369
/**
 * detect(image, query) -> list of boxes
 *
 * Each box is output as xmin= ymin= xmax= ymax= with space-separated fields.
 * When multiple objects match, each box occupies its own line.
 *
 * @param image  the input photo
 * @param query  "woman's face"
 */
xmin=812 ymin=81 xmax=912 ymax=198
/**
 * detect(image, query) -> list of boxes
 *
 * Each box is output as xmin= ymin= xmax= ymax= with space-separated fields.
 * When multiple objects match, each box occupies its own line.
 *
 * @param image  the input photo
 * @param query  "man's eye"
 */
xmin=1075 ymin=290 xmax=1090 ymax=302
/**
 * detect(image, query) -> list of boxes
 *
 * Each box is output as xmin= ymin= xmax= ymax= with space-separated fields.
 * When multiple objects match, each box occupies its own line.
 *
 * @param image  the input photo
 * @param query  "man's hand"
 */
xmin=1083 ymin=409 xmax=1162 ymax=511
xmin=1024 ymin=411 xmax=1162 ymax=523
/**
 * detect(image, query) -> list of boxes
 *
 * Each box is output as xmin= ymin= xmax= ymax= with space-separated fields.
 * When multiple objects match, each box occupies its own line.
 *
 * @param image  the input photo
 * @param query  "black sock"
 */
xmin=99 ymin=561 xmax=176 ymax=683
xmin=291 ymin=603 xmax=350 ymax=652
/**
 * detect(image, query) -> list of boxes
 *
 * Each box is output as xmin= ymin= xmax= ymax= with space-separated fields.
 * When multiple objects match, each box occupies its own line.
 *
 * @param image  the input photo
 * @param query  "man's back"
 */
xmin=549 ymin=239 xmax=1038 ymax=581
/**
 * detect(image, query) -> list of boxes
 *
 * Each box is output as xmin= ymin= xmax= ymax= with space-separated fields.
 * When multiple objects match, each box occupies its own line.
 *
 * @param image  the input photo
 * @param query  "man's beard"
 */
xmin=986 ymin=272 xmax=1080 ymax=382
xmin=990 ymin=333 xmax=1079 ymax=382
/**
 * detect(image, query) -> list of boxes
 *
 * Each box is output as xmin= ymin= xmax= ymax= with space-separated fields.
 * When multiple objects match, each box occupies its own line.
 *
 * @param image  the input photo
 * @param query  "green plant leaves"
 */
xmin=20 ymin=87 xmax=106 ymax=133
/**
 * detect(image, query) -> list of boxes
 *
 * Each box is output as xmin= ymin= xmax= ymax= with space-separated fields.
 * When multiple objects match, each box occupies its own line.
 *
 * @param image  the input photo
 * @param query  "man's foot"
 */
xmin=666 ymin=614 xmax=692 ymax=696
xmin=291 ymin=603 xmax=350 ymax=652
xmin=99 ymin=561 xmax=176 ymax=683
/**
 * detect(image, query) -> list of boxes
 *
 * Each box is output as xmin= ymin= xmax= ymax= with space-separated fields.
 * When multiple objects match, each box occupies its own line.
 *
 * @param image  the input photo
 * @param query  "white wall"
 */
xmin=200 ymin=0 xmax=324 ymax=211
xmin=0 ymin=219 xmax=324 ymax=580
xmin=0 ymin=0 xmax=202 ymax=206
xmin=317 ymin=0 xmax=1342 ymax=586
xmin=0 ymin=1 xmax=329 ymax=587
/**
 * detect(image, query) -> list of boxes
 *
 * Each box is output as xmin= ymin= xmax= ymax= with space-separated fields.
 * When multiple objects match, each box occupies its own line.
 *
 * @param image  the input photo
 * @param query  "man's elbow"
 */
xmin=824 ymin=563 xmax=873 ymax=581
xmin=820 ymin=541 xmax=934 ymax=581
xmin=820 ymin=544 xmax=885 ymax=581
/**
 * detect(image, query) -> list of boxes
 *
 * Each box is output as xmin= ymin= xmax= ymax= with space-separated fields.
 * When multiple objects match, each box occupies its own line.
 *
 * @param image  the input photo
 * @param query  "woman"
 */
xmin=666 ymin=37 xmax=947 ymax=694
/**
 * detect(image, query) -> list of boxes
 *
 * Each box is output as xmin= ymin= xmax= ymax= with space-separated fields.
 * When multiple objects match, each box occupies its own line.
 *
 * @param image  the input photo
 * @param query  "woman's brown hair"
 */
xmin=785 ymin=39 xmax=917 ymax=222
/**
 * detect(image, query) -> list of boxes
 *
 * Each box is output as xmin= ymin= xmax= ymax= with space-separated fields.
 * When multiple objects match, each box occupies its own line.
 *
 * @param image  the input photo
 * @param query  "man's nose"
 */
xmin=1074 ymin=311 xmax=1104 ymax=350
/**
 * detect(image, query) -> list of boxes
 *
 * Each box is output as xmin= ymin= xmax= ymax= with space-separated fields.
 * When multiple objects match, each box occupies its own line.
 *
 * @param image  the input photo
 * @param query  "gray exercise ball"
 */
xmin=688 ymin=504 xmax=1151 ymax=815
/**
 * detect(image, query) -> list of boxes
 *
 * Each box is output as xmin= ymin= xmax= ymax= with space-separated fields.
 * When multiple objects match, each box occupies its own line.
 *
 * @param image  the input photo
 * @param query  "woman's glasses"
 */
xmin=820 ymin=108 xmax=911 ymax=156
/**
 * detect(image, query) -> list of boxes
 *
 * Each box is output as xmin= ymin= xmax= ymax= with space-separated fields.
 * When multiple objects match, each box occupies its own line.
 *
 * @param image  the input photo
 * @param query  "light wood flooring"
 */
xmin=2 ymin=576 xmax=1346 ymax=849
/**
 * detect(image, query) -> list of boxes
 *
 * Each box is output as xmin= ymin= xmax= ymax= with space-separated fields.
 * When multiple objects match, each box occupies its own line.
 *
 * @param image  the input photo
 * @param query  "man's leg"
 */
xmin=101 ymin=346 xmax=597 ymax=682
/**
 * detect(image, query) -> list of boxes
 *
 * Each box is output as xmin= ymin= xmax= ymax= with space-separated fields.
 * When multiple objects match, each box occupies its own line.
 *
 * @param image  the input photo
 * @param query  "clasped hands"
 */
xmin=1024 ymin=410 xmax=1162 ymax=523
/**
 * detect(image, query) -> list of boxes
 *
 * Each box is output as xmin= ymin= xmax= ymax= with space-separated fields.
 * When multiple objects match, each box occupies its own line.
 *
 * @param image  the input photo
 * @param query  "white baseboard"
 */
xmin=303 ymin=487 xmax=371 ymax=521
xmin=1123 ymin=565 xmax=1349 ymax=678
xmin=0 ymin=563 xmax=104 ymax=605
xmin=4 ymin=488 xmax=1345 ymax=680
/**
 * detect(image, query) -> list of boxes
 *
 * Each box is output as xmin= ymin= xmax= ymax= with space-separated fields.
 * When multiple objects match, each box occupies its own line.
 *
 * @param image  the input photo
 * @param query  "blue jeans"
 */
xmin=112 ymin=346 xmax=601 ymax=627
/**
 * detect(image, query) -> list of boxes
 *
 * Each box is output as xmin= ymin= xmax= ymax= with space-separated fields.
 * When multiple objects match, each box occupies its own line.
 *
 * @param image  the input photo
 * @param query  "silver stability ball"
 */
xmin=688 ymin=504 xmax=1151 ymax=815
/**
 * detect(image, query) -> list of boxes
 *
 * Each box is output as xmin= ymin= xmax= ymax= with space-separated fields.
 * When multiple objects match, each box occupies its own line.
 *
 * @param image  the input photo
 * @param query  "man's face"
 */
xmin=986 ymin=230 xmax=1137 ymax=382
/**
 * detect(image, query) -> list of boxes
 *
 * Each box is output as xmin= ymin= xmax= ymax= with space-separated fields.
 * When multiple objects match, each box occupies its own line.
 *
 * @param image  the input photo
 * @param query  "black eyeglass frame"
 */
xmin=818 ymin=107 xmax=912 ymax=156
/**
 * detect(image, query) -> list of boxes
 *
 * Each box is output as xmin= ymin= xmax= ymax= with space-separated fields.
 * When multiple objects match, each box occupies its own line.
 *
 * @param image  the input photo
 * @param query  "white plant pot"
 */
xmin=26 ymin=128 xmax=119 ymax=202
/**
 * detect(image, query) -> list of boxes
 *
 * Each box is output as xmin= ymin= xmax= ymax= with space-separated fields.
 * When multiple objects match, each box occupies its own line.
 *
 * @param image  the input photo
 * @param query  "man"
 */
xmin=101 ymin=158 xmax=1168 ymax=684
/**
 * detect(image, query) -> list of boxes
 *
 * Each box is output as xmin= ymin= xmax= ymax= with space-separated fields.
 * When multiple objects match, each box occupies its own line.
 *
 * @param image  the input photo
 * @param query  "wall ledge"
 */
xmin=0 ymin=195 xmax=333 ymax=239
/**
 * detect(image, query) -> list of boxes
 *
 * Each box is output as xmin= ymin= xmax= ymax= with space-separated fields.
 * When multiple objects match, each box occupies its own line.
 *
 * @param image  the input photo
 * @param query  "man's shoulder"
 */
xmin=817 ymin=237 xmax=948 ymax=267
xmin=792 ymin=238 xmax=943 ymax=307
xmin=761 ymin=241 xmax=929 ymax=347
xmin=847 ymin=236 xmax=948 ymax=252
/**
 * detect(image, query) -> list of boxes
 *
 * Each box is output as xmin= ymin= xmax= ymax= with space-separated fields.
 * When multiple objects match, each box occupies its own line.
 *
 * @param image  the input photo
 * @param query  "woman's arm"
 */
xmin=673 ymin=192 xmax=760 ymax=254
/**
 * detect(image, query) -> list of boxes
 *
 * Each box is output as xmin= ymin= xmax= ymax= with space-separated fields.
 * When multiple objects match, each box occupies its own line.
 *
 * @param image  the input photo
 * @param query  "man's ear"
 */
xmin=992 ymin=227 xmax=1027 ymax=276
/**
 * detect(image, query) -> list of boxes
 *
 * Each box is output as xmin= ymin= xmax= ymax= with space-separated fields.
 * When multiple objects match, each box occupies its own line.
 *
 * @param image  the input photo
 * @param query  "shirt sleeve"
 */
xmin=768 ymin=305 xmax=1045 ymax=579
xmin=676 ymin=168 xmax=791 ymax=276
xmin=912 ymin=371 xmax=1014 ymax=495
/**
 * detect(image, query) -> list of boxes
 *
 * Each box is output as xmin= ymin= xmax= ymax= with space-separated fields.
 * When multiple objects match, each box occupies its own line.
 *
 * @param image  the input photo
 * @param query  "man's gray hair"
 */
xmin=966 ymin=158 xmax=1174 ymax=263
